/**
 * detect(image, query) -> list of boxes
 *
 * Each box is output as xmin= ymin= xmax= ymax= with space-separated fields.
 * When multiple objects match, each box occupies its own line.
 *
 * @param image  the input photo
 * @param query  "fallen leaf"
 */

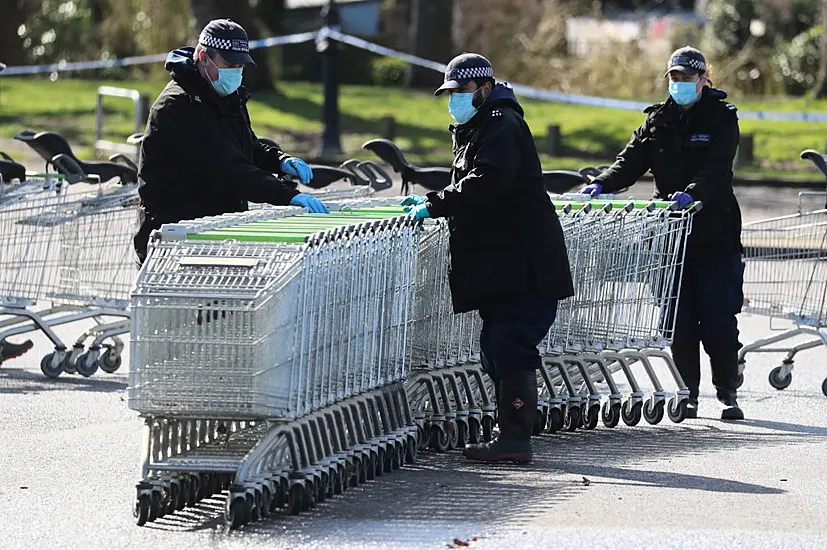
xmin=582 ymin=476 xmax=591 ymax=486
xmin=470 ymin=536 xmax=481 ymax=542
xmin=453 ymin=539 xmax=470 ymax=547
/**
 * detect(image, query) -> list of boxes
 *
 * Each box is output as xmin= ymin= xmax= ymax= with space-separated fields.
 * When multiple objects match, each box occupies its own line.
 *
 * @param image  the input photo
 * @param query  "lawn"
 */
xmin=2 ymin=76 xmax=827 ymax=179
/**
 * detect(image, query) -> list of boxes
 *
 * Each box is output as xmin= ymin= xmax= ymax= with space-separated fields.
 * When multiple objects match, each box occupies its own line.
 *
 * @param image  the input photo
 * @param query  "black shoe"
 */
xmin=463 ymin=438 xmax=532 ymax=463
xmin=685 ymin=398 xmax=698 ymax=419
xmin=0 ymin=339 xmax=33 ymax=363
xmin=465 ymin=370 xmax=537 ymax=464
xmin=717 ymin=388 xmax=744 ymax=420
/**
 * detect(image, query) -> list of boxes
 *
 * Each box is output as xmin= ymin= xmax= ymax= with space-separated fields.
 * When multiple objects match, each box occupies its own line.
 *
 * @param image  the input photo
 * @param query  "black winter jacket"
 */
xmin=426 ymin=83 xmax=574 ymax=314
xmin=134 ymin=47 xmax=300 ymax=263
xmin=593 ymin=87 xmax=742 ymax=257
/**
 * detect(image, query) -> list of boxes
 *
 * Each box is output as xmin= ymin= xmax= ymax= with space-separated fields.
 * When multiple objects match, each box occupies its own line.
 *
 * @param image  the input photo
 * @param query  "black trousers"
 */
xmin=478 ymin=296 xmax=559 ymax=383
xmin=669 ymin=253 xmax=744 ymax=399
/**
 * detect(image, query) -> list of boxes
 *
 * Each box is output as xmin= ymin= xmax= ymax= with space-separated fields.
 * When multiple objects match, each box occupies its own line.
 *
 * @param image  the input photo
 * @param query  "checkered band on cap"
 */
xmin=669 ymin=55 xmax=705 ymax=72
xmin=199 ymin=31 xmax=249 ymax=53
xmin=447 ymin=66 xmax=493 ymax=82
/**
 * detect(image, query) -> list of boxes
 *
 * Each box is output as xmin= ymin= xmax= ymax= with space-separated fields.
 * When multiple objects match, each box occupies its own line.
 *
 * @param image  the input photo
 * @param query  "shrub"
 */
xmin=370 ymin=57 xmax=409 ymax=87
xmin=774 ymin=25 xmax=823 ymax=96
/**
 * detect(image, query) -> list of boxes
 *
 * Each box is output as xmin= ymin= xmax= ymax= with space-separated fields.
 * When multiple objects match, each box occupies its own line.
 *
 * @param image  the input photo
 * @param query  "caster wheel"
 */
xmin=622 ymin=400 xmax=643 ymax=427
xmin=546 ymin=407 xmax=564 ymax=434
xmin=532 ymin=409 xmax=545 ymax=436
xmin=302 ymin=482 xmax=315 ymax=510
xmin=333 ymin=469 xmax=344 ymax=495
xmin=822 ymin=378 xmax=827 ymax=398
xmin=467 ymin=417 xmax=482 ymax=444
xmin=481 ymin=416 xmax=494 ymax=443
xmin=583 ymin=404 xmax=600 ymax=430
xmin=357 ymin=457 xmax=368 ymax=485
xmin=429 ymin=424 xmax=451 ymax=452
xmin=384 ymin=446 xmax=395 ymax=472
xmin=393 ymin=441 xmax=404 ymax=469
xmin=227 ymin=497 xmax=248 ymax=529
xmin=260 ymin=486 xmax=272 ymax=519
xmin=769 ymin=365 xmax=793 ymax=390
xmin=165 ymin=483 xmax=179 ymax=515
xmin=40 ymin=353 xmax=64 ymax=379
xmin=446 ymin=420 xmax=459 ymax=450
xmin=175 ymin=480 xmax=188 ymax=511
xmin=134 ymin=495 xmax=151 ymax=526
xmin=288 ymin=485 xmax=304 ymax=515
xmin=735 ymin=371 xmax=745 ymax=389
xmin=99 ymin=348 xmax=123 ymax=373
xmin=186 ymin=476 xmax=198 ymax=507
xmin=417 ymin=424 xmax=428 ymax=451
xmin=374 ymin=449 xmax=385 ymax=478
xmin=667 ymin=397 xmax=688 ymax=423
xmin=273 ymin=480 xmax=287 ymax=511
xmin=405 ymin=436 xmax=418 ymax=464
xmin=643 ymin=399 xmax=665 ymax=425
xmin=366 ymin=453 xmax=377 ymax=481
xmin=196 ymin=474 xmax=208 ymax=501
xmin=563 ymin=405 xmax=581 ymax=432
xmin=601 ymin=401 xmax=621 ymax=428
xmin=149 ymin=491 xmax=163 ymax=522
xmin=75 ymin=351 xmax=100 ymax=377
xmin=317 ymin=474 xmax=328 ymax=502
xmin=456 ymin=418 xmax=469 ymax=448
xmin=248 ymin=492 xmax=260 ymax=522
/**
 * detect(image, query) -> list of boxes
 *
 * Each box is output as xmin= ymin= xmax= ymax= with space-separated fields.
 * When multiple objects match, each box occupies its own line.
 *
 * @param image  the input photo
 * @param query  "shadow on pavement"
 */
xmin=141 ymin=420 xmax=821 ymax=544
xmin=0 ymin=367 xmax=128 ymax=394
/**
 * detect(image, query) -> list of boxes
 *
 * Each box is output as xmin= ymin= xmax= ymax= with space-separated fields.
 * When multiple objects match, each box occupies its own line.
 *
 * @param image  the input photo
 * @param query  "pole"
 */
xmin=317 ymin=0 xmax=343 ymax=157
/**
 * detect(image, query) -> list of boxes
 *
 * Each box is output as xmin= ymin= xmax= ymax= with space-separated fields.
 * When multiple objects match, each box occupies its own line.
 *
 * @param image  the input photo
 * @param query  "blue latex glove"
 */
xmin=401 ymin=194 xmax=428 ymax=207
xmin=404 ymin=203 xmax=431 ymax=221
xmin=580 ymin=183 xmax=602 ymax=197
xmin=290 ymin=193 xmax=329 ymax=214
xmin=281 ymin=157 xmax=313 ymax=184
xmin=669 ymin=191 xmax=693 ymax=209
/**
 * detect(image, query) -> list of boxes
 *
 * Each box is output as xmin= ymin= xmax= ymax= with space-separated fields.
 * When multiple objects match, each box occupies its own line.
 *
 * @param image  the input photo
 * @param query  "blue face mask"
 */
xmin=448 ymin=92 xmax=478 ymax=125
xmin=669 ymin=80 xmax=699 ymax=106
xmin=208 ymin=58 xmax=244 ymax=97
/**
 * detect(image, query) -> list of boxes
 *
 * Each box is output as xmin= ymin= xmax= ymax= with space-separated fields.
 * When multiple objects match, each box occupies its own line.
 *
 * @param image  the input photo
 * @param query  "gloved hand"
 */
xmin=580 ymin=183 xmax=602 ymax=197
xmin=404 ymin=203 xmax=431 ymax=221
xmin=290 ymin=193 xmax=330 ymax=214
xmin=401 ymin=194 xmax=428 ymax=207
xmin=669 ymin=191 xmax=694 ymax=209
xmin=281 ymin=157 xmax=313 ymax=184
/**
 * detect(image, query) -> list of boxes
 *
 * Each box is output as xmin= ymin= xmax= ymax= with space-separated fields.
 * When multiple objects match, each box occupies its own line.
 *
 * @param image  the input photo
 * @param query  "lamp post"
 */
xmin=317 ymin=0 xmax=343 ymax=157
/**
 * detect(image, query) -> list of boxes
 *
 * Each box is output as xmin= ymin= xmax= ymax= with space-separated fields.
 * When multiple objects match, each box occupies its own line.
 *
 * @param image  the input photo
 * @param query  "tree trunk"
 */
xmin=406 ymin=0 xmax=454 ymax=88
xmin=190 ymin=0 xmax=219 ymax=38
xmin=0 ymin=0 xmax=30 ymax=66
xmin=815 ymin=0 xmax=827 ymax=98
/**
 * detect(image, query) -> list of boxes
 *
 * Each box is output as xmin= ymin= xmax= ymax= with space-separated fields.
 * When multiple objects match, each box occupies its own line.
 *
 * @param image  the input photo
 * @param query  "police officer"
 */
xmin=402 ymin=53 xmax=574 ymax=462
xmin=581 ymin=46 xmax=745 ymax=420
xmin=134 ymin=19 xmax=328 ymax=265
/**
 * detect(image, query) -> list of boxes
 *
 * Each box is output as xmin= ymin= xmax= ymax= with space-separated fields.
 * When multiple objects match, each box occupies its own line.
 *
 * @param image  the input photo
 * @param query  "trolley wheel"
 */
xmin=582 ymin=404 xmax=600 ymax=430
xmin=467 ymin=417 xmax=482 ymax=444
xmin=393 ymin=441 xmax=404 ymax=469
xmin=456 ymin=418 xmax=469 ymax=449
xmin=374 ymin=449 xmax=385 ymax=478
xmin=273 ymin=480 xmax=286 ymax=510
xmin=186 ymin=476 xmax=197 ymax=507
xmin=75 ymin=351 xmax=99 ymax=377
xmin=99 ymin=348 xmax=122 ymax=373
xmin=148 ymin=491 xmax=163 ymax=522
xmin=366 ymin=453 xmax=377 ymax=480
xmin=563 ymin=405 xmax=581 ymax=432
xmin=601 ymin=401 xmax=621 ymax=428
xmin=417 ymin=424 xmax=428 ymax=451
xmin=383 ymin=445 xmax=395 ymax=472
xmin=134 ymin=495 xmax=151 ymax=526
xmin=302 ymin=481 xmax=315 ymax=510
xmin=621 ymin=400 xmax=643 ymax=427
xmin=769 ymin=366 xmax=793 ymax=390
xmin=735 ymin=373 xmax=745 ymax=389
xmin=288 ymin=484 xmax=303 ymax=515
xmin=40 ymin=353 xmax=63 ymax=379
xmin=822 ymin=378 xmax=827 ymax=398
xmin=248 ymin=491 xmax=260 ymax=522
xmin=175 ymin=480 xmax=188 ymax=511
xmin=332 ymin=469 xmax=344 ymax=495
xmin=643 ymin=399 xmax=665 ymax=425
xmin=317 ymin=474 xmax=328 ymax=502
xmin=429 ymin=424 xmax=451 ymax=452
xmin=405 ymin=436 xmax=418 ymax=464
xmin=227 ymin=497 xmax=248 ymax=529
xmin=546 ymin=407 xmax=564 ymax=433
xmin=260 ymin=486 xmax=272 ymax=519
xmin=533 ymin=409 xmax=545 ymax=436
xmin=196 ymin=474 xmax=208 ymax=501
xmin=667 ymin=397 xmax=688 ymax=423
xmin=446 ymin=420 xmax=459 ymax=450
xmin=481 ymin=416 xmax=494 ymax=443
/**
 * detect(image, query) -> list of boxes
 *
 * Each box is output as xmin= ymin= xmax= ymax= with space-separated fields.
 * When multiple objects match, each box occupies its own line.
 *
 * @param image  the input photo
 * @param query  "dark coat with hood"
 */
xmin=425 ymin=83 xmax=574 ymax=314
xmin=592 ymin=87 xmax=742 ymax=258
xmin=134 ymin=47 xmax=300 ymax=263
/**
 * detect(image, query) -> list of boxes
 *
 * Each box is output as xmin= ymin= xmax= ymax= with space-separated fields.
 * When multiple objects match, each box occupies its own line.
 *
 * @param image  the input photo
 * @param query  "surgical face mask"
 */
xmin=669 ymin=80 xmax=699 ymax=106
xmin=207 ymin=57 xmax=244 ymax=97
xmin=448 ymin=92 xmax=478 ymax=125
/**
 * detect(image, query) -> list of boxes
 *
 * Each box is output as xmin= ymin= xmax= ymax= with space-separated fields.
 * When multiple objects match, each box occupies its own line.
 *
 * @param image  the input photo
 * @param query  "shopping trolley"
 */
xmin=129 ymin=201 xmax=422 ymax=528
xmin=0 ymin=180 xmax=139 ymax=376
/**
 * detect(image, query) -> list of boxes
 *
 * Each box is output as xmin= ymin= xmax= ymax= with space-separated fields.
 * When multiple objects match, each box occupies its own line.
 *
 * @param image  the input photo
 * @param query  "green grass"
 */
xmin=2 ymin=76 xmax=827 ymax=178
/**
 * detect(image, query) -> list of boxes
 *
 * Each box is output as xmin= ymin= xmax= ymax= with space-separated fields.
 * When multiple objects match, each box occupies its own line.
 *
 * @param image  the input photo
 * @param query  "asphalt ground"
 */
xmin=1 ymin=183 xmax=826 ymax=550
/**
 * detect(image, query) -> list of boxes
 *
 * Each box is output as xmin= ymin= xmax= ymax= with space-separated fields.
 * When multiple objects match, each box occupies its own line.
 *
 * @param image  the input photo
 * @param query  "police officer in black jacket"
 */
xmin=134 ymin=19 xmax=328 ymax=265
xmin=582 ymin=47 xmax=745 ymax=420
xmin=402 ymin=53 xmax=574 ymax=463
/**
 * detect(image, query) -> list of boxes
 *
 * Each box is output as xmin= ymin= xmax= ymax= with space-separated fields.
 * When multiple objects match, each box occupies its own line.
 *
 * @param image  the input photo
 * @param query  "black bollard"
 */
xmin=317 ymin=0 xmax=343 ymax=158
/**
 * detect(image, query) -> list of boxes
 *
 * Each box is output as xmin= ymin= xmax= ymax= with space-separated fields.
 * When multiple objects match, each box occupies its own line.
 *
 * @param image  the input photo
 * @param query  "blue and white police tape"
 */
xmin=4 ymin=26 xmax=827 ymax=123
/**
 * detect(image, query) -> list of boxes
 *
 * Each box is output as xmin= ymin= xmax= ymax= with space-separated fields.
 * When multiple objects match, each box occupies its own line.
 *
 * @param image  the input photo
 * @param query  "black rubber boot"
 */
xmin=717 ymin=388 xmax=744 ymax=420
xmin=0 ymin=339 xmax=34 ymax=363
xmin=463 ymin=370 xmax=537 ymax=464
